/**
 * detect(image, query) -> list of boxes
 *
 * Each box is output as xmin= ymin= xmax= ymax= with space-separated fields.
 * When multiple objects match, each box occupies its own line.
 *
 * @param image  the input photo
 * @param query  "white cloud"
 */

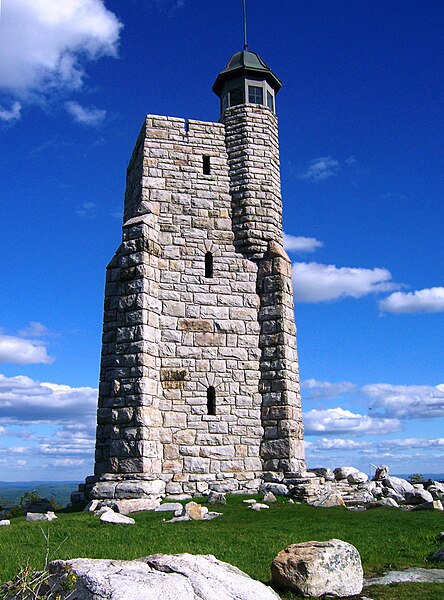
xmin=293 ymin=261 xmax=399 ymax=303
xmin=0 ymin=0 xmax=121 ymax=106
xmin=362 ymin=383 xmax=444 ymax=420
xmin=18 ymin=321 xmax=50 ymax=338
xmin=283 ymin=233 xmax=323 ymax=253
xmin=304 ymin=407 xmax=401 ymax=435
xmin=379 ymin=287 xmax=444 ymax=314
xmin=0 ymin=101 xmax=21 ymax=122
xmin=0 ymin=426 xmax=5 ymax=435
xmin=16 ymin=459 xmax=27 ymax=466
xmin=0 ymin=374 xmax=97 ymax=423
xmin=76 ymin=201 xmax=97 ymax=218
xmin=65 ymin=101 xmax=106 ymax=126
xmin=379 ymin=437 xmax=444 ymax=449
xmin=298 ymin=156 xmax=340 ymax=182
xmin=301 ymin=379 xmax=356 ymax=400
xmin=0 ymin=334 xmax=53 ymax=364
xmin=314 ymin=438 xmax=371 ymax=450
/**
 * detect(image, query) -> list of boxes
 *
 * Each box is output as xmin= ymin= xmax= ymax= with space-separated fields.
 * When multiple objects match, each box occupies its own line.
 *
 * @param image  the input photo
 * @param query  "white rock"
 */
xmin=113 ymin=498 xmax=160 ymax=514
xmin=155 ymin=502 xmax=184 ymax=515
xmin=263 ymin=492 xmax=277 ymax=503
xmin=405 ymin=489 xmax=434 ymax=505
xmin=334 ymin=466 xmax=359 ymax=480
xmin=259 ymin=483 xmax=289 ymax=496
xmin=185 ymin=502 xmax=208 ymax=520
xmin=382 ymin=476 xmax=415 ymax=496
xmin=95 ymin=506 xmax=114 ymax=516
xmin=243 ymin=499 xmax=257 ymax=504
xmin=250 ymin=503 xmax=269 ymax=511
xmin=373 ymin=465 xmax=389 ymax=480
xmin=347 ymin=471 xmax=368 ymax=484
xmin=26 ymin=512 xmax=57 ymax=522
xmin=100 ymin=511 xmax=135 ymax=525
xmin=271 ymin=539 xmax=363 ymax=597
xmin=84 ymin=500 xmax=100 ymax=512
xmin=47 ymin=554 xmax=281 ymax=600
xmin=0 ymin=520 xmax=10 ymax=526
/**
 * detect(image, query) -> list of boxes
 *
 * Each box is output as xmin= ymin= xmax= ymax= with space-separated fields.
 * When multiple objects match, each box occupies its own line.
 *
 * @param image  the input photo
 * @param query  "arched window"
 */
xmin=207 ymin=386 xmax=216 ymax=415
xmin=205 ymin=251 xmax=213 ymax=278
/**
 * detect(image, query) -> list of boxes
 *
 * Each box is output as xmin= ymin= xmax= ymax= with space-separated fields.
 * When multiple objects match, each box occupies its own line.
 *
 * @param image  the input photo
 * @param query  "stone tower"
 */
xmin=83 ymin=49 xmax=305 ymax=503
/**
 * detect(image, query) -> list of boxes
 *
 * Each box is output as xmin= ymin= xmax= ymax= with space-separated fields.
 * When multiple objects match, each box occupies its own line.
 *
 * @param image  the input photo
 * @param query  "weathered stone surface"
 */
xmin=112 ymin=498 xmax=160 ymax=514
xmin=308 ymin=467 xmax=334 ymax=480
xmin=405 ymin=489 xmax=434 ymax=504
xmin=310 ymin=491 xmax=345 ymax=508
xmin=206 ymin=492 xmax=226 ymax=505
xmin=250 ymin=503 xmax=270 ymax=511
xmin=48 ymin=554 xmax=281 ymax=600
xmin=100 ymin=510 xmax=135 ymax=525
xmin=366 ymin=567 xmax=444 ymax=585
xmin=26 ymin=512 xmax=57 ymax=522
xmin=155 ymin=502 xmax=184 ymax=514
xmin=0 ymin=520 xmax=10 ymax=526
xmin=271 ymin=539 xmax=363 ymax=597
xmin=115 ymin=480 xmax=165 ymax=499
xmin=185 ymin=501 xmax=208 ymax=520
xmin=347 ymin=471 xmax=368 ymax=484
xmin=382 ymin=476 xmax=414 ymax=496
xmin=373 ymin=465 xmax=389 ymax=480
xmin=263 ymin=491 xmax=277 ymax=503
xmin=334 ymin=467 xmax=359 ymax=481
xmin=412 ymin=500 xmax=443 ymax=511
xmin=260 ymin=483 xmax=289 ymax=496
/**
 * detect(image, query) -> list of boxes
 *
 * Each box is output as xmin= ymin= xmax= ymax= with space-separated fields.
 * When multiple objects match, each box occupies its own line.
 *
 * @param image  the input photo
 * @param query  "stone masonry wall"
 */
xmin=89 ymin=105 xmax=305 ymax=500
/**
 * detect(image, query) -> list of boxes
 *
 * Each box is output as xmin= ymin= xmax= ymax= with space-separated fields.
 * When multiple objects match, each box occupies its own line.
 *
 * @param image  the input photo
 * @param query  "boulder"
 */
xmin=26 ymin=512 xmax=57 ymax=522
xmin=433 ymin=545 xmax=444 ymax=561
xmin=412 ymin=500 xmax=443 ymax=511
xmin=404 ymin=489 xmax=434 ymax=505
xmin=382 ymin=487 xmax=404 ymax=503
xmin=206 ymin=492 xmax=227 ymax=505
xmin=185 ymin=502 xmax=208 ymax=521
xmin=334 ymin=467 xmax=359 ymax=481
xmin=307 ymin=467 xmax=335 ymax=480
xmin=310 ymin=489 xmax=345 ymax=508
xmin=0 ymin=520 xmax=10 ymax=526
xmin=373 ymin=465 xmax=389 ymax=480
xmin=111 ymin=498 xmax=160 ymax=514
xmin=84 ymin=500 xmax=100 ymax=512
xmin=155 ymin=502 xmax=184 ymax=515
xmin=382 ymin=476 xmax=414 ymax=496
xmin=426 ymin=482 xmax=444 ymax=499
xmin=263 ymin=492 xmax=277 ymax=503
xmin=271 ymin=539 xmax=363 ymax=597
xmin=347 ymin=471 xmax=368 ymax=484
xmin=259 ymin=483 xmax=289 ymax=496
xmin=250 ymin=503 xmax=269 ymax=511
xmin=366 ymin=498 xmax=399 ymax=509
xmin=47 ymin=554 xmax=281 ymax=600
xmin=99 ymin=510 xmax=135 ymax=525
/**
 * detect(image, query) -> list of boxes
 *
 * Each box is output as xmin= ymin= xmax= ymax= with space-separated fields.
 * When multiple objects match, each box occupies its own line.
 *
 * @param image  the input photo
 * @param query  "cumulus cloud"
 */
xmin=0 ymin=334 xmax=53 ymax=364
xmin=283 ymin=233 xmax=323 ymax=254
xmin=298 ymin=156 xmax=340 ymax=182
xmin=18 ymin=322 xmax=50 ymax=338
xmin=304 ymin=407 xmax=402 ymax=435
xmin=0 ymin=0 xmax=121 ymax=112
xmin=0 ymin=101 xmax=21 ymax=122
xmin=301 ymin=379 xmax=356 ymax=401
xmin=313 ymin=438 xmax=371 ymax=450
xmin=379 ymin=287 xmax=444 ymax=314
xmin=362 ymin=383 xmax=444 ymax=420
xmin=0 ymin=374 xmax=97 ymax=423
xmin=293 ymin=261 xmax=399 ymax=303
xmin=65 ymin=101 xmax=106 ymax=126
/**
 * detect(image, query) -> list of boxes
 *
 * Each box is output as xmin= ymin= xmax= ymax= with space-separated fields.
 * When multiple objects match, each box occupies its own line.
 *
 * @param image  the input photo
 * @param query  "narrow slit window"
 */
xmin=205 ymin=251 xmax=213 ymax=278
xmin=207 ymin=386 xmax=216 ymax=415
xmin=203 ymin=155 xmax=211 ymax=175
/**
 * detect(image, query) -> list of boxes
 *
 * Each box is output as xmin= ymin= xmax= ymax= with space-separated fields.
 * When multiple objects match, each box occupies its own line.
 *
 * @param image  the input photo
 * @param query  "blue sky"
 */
xmin=0 ymin=0 xmax=443 ymax=482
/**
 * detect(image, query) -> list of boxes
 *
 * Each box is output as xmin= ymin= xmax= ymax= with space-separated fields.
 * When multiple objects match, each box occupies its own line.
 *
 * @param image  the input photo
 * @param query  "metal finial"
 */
xmin=243 ymin=0 xmax=248 ymax=51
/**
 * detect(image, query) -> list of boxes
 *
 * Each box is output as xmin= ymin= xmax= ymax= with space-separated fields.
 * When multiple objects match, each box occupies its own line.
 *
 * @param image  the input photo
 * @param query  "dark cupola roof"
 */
xmin=212 ymin=49 xmax=282 ymax=97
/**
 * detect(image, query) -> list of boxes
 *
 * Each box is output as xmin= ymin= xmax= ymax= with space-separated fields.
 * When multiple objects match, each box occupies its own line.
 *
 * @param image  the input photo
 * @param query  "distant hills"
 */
xmin=0 ymin=481 xmax=79 ymax=507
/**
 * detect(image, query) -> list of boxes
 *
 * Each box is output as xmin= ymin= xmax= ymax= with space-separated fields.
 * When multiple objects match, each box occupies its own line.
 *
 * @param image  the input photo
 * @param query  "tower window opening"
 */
xmin=229 ymin=87 xmax=244 ymax=106
xmin=205 ymin=251 xmax=213 ymax=278
xmin=203 ymin=155 xmax=211 ymax=175
xmin=207 ymin=386 xmax=216 ymax=415
xmin=267 ymin=91 xmax=274 ymax=112
xmin=248 ymin=85 xmax=263 ymax=105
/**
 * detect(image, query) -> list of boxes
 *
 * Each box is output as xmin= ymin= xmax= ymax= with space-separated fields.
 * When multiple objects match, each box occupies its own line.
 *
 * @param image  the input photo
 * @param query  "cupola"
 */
xmin=212 ymin=49 xmax=282 ymax=117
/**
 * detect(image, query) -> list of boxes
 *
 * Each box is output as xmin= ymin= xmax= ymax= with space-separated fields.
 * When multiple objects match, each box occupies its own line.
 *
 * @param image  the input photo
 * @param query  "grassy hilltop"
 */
xmin=0 ymin=495 xmax=443 ymax=599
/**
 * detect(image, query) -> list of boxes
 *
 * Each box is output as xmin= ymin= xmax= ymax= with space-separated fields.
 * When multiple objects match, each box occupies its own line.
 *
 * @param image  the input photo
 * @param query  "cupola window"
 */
xmin=229 ymin=87 xmax=244 ymax=107
xmin=267 ymin=91 xmax=274 ymax=112
xmin=248 ymin=85 xmax=263 ymax=105
xmin=207 ymin=386 xmax=216 ymax=415
xmin=205 ymin=251 xmax=213 ymax=278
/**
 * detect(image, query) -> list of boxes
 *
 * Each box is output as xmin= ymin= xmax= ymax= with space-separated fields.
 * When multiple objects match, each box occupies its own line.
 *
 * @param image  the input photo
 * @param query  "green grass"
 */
xmin=0 ymin=495 xmax=443 ymax=599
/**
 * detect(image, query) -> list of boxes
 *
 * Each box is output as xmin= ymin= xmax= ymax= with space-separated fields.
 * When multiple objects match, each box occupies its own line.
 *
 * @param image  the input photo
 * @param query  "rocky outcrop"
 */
xmin=271 ymin=539 xmax=363 ymax=597
xmin=25 ymin=511 xmax=57 ymax=522
xmin=46 ymin=554 xmax=281 ymax=600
